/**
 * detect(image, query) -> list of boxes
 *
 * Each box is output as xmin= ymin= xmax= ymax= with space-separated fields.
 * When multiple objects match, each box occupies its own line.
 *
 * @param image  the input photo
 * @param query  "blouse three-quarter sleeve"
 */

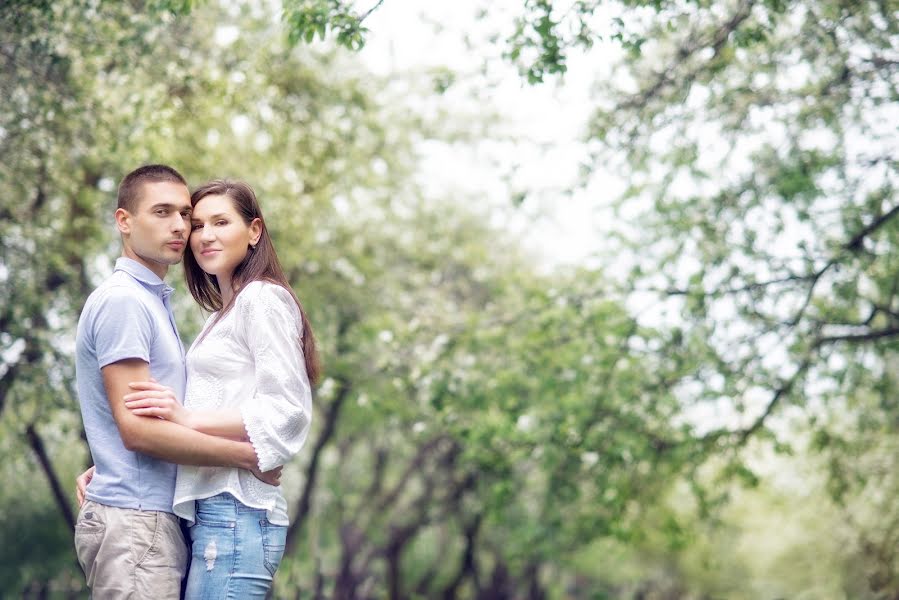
xmin=238 ymin=282 xmax=313 ymax=472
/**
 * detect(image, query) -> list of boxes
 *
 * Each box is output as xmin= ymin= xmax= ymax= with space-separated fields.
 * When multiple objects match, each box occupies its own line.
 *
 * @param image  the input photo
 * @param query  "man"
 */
xmin=73 ymin=165 xmax=278 ymax=598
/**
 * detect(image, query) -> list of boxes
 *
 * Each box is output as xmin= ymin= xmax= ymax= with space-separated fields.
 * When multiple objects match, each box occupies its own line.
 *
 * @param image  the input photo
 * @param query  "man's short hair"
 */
xmin=117 ymin=165 xmax=188 ymax=213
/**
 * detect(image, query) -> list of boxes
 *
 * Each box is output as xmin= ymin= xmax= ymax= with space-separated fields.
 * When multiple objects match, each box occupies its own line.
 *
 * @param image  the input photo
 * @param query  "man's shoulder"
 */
xmin=86 ymin=272 xmax=150 ymax=305
xmin=81 ymin=273 xmax=156 ymax=326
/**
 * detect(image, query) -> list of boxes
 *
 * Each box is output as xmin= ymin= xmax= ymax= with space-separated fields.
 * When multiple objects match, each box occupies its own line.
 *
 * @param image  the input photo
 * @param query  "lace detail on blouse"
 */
xmin=172 ymin=280 xmax=313 ymax=525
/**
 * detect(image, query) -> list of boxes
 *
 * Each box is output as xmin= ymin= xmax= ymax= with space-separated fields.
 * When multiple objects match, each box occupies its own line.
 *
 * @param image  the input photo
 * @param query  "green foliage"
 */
xmin=2 ymin=1 xmax=684 ymax=596
xmin=2 ymin=0 xmax=897 ymax=597
xmin=506 ymin=0 xmax=567 ymax=84
xmin=283 ymin=0 xmax=372 ymax=50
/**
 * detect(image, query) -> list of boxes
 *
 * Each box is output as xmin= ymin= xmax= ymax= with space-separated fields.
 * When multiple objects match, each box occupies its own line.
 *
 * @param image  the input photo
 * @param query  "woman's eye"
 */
xmin=191 ymin=224 xmax=203 ymax=231
xmin=216 ymin=220 xmax=228 ymax=226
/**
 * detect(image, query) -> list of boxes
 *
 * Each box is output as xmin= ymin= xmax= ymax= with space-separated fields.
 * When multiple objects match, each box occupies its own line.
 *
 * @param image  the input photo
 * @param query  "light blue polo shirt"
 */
xmin=75 ymin=257 xmax=186 ymax=512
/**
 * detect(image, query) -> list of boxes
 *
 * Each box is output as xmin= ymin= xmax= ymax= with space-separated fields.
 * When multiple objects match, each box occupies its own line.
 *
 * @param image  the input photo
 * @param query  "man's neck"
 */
xmin=121 ymin=247 xmax=168 ymax=280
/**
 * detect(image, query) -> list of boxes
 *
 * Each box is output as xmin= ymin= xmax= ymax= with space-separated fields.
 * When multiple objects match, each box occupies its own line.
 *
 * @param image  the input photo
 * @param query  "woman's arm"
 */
xmin=126 ymin=283 xmax=313 ymax=469
xmin=76 ymin=465 xmax=95 ymax=507
xmin=188 ymin=408 xmax=248 ymax=440
xmin=124 ymin=381 xmax=248 ymax=440
xmin=238 ymin=283 xmax=313 ymax=472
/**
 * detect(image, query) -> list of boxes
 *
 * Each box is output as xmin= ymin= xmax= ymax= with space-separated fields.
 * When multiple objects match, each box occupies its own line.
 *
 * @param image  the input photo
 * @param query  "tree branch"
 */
xmin=816 ymin=326 xmax=899 ymax=346
xmin=359 ymin=0 xmax=386 ymax=22
xmin=620 ymin=0 xmax=754 ymax=112
xmin=737 ymin=355 xmax=813 ymax=445
xmin=732 ymin=324 xmax=899 ymax=444
xmin=0 ymin=359 xmax=21 ymax=415
xmin=654 ymin=272 xmax=817 ymax=297
xmin=374 ymin=436 xmax=445 ymax=514
xmin=785 ymin=259 xmax=837 ymax=327
xmin=285 ymin=377 xmax=351 ymax=557
xmin=844 ymin=203 xmax=899 ymax=252
xmin=26 ymin=423 xmax=75 ymax=531
xmin=440 ymin=514 xmax=482 ymax=600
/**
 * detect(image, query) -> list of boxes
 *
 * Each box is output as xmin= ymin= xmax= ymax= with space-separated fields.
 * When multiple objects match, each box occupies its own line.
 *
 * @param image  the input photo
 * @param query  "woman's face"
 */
xmin=189 ymin=194 xmax=260 ymax=280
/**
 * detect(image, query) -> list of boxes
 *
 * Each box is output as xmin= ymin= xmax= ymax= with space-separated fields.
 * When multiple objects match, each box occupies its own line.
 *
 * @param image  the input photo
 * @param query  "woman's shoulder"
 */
xmin=235 ymin=280 xmax=299 ymax=315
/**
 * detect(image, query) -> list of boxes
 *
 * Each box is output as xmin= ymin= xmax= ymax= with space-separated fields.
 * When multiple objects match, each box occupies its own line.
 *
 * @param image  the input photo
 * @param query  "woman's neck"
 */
xmin=217 ymin=273 xmax=234 ymax=307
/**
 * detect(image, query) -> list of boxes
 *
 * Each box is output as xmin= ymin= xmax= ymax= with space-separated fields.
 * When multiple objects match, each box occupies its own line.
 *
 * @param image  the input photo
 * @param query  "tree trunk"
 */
xmin=26 ymin=423 xmax=75 ymax=531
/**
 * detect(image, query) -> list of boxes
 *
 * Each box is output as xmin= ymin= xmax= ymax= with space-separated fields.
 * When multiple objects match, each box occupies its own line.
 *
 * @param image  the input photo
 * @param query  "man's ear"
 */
xmin=115 ymin=208 xmax=132 ymax=235
xmin=249 ymin=217 xmax=262 ymax=246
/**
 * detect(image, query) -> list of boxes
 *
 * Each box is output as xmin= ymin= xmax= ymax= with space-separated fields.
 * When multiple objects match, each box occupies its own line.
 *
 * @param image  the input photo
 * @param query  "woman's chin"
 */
xmin=197 ymin=264 xmax=219 ymax=278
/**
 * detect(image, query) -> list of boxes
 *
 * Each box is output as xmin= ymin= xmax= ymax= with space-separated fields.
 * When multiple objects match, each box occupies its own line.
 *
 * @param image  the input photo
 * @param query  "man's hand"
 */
xmin=251 ymin=465 xmax=282 ymax=486
xmin=124 ymin=380 xmax=193 ymax=428
xmin=76 ymin=466 xmax=95 ymax=507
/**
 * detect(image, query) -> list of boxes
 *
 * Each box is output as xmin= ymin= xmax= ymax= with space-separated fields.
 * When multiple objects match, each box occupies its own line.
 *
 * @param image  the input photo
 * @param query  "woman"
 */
xmin=123 ymin=180 xmax=320 ymax=598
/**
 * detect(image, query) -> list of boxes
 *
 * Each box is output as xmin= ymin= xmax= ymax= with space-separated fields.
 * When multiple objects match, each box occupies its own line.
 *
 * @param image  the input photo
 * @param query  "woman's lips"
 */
xmin=200 ymin=248 xmax=220 ymax=256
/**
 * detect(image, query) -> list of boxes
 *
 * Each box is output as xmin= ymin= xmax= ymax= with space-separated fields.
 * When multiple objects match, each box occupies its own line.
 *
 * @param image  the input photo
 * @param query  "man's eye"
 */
xmin=155 ymin=210 xmax=168 ymax=216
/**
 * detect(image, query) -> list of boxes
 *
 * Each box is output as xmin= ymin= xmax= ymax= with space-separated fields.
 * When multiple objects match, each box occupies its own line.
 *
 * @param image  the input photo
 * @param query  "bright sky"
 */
xmin=355 ymin=2 xmax=752 ymax=431
xmin=358 ymin=0 xmax=623 ymax=269
xmin=299 ymin=0 xmax=898 ymax=438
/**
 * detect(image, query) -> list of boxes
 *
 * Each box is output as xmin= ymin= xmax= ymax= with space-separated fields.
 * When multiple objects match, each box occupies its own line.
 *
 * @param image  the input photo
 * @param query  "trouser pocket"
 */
xmin=74 ymin=501 xmax=106 ymax=581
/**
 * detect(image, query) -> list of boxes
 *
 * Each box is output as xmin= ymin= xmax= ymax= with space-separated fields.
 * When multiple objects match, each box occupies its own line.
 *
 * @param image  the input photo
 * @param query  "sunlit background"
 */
xmin=1 ymin=0 xmax=897 ymax=598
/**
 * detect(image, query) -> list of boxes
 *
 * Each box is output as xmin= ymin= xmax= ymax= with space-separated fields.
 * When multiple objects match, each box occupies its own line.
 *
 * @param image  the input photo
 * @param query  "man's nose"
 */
xmin=171 ymin=215 xmax=186 ymax=233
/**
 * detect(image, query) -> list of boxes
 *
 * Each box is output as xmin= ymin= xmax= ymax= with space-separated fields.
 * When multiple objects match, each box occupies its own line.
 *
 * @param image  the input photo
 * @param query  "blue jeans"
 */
xmin=184 ymin=493 xmax=287 ymax=599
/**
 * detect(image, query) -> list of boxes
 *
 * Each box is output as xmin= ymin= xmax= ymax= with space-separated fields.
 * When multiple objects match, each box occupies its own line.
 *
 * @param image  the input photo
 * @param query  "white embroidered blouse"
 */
xmin=172 ymin=280 xmax=313 ymax=526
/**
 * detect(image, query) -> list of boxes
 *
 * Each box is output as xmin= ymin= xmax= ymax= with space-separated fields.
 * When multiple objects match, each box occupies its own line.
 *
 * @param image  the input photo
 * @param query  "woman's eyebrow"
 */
xmin=190 ymin=213 xmax=229 ymax=222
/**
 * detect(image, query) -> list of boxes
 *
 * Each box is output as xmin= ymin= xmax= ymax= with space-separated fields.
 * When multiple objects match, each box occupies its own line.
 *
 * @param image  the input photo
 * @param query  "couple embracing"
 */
xmin=74 ymin=164 xmax=319 ymax=598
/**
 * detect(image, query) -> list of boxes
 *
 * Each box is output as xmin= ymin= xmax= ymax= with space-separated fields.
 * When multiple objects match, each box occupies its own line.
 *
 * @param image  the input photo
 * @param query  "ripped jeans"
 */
xmin=184 ymin=493 xmax=287 ymax=600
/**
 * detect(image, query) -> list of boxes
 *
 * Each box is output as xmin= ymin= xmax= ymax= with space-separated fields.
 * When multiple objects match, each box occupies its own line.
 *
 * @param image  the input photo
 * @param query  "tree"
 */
xmin=0 ymin=0 xmax=419 ymax=594
xmin=2 ymin=1 xmax=705 ymax=596
xmin=0 ymin=2 xmax=188 ymax=591
xmin=572 ymin=4 xmax=897 ymax=592
xmin=4 ymin=0 xmax=896 ymax=597
xmin=274 ymin=0 xmax=899 ymax=594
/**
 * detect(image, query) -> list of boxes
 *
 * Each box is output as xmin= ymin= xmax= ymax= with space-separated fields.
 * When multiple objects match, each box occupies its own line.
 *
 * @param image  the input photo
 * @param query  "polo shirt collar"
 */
xmin=114 ymin=257 xmax=174 ymax=299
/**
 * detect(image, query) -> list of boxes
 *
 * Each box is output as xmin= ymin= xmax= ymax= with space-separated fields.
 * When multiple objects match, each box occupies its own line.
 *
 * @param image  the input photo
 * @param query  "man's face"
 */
xmin=119 ymin=181 xmax=192 ymax=275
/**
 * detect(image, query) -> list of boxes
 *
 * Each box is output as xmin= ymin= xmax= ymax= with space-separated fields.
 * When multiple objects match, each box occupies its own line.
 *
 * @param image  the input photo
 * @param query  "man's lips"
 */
xmin=166 ymin=240 xmax=185 ymax=249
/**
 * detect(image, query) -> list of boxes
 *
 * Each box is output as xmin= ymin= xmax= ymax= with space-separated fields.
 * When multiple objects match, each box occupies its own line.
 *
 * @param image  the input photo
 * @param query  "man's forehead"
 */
xmin=135 ymin=180 xmax=191 ymax=209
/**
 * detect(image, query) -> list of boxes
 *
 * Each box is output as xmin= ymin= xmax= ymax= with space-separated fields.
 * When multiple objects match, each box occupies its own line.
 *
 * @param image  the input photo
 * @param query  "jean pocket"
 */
xmin=195 ymin=498 xmax=237 ymax=528
xmin=194 ymin=513 xmax=236 ymax=528
xmin=260 ymin=520 xmax=287 ymax=577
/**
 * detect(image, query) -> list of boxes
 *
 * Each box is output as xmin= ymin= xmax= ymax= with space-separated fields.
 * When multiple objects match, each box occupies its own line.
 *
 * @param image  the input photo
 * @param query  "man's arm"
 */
xmin=123 ymin=380 xmax=249 ymax=440
xmin=103 ymin=358 xmax=257 ymax=469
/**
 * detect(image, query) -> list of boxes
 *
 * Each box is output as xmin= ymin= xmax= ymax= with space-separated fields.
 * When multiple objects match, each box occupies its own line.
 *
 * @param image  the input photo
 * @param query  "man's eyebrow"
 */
xmin=150 ymin=202 xmax=192 ymax=212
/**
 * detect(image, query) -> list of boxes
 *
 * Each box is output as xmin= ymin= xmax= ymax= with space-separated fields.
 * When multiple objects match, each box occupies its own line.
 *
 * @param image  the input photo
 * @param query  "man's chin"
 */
xmin=152 ymin=255 xmax=183 ymax=267
xmin=161 ymin=249 xmax=186 ymax=264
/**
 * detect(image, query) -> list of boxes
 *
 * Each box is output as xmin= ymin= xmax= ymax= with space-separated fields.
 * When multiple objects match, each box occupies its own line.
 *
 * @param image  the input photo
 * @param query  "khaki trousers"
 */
xmin=74 ymin=500 xmax=188 ymax=599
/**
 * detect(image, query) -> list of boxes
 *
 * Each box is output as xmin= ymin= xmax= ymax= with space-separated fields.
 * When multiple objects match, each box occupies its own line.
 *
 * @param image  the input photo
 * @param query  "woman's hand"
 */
xmin=124 ymin=381 xmax=193 ymax=428
xmin=251 ymin=465 xmax=283 ymax=487
xmin=76 ymin=466 xmax=95 ymax=507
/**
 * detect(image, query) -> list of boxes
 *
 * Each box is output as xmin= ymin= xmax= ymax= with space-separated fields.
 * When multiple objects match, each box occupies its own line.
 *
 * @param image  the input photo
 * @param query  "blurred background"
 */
xmin=1 ymin=0 xmax=897 ymax=598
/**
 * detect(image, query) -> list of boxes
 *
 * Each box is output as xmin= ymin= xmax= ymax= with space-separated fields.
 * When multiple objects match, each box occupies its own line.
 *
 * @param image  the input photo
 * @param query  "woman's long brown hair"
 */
xmin=184 ymin=180 xmax=321 ymax=385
